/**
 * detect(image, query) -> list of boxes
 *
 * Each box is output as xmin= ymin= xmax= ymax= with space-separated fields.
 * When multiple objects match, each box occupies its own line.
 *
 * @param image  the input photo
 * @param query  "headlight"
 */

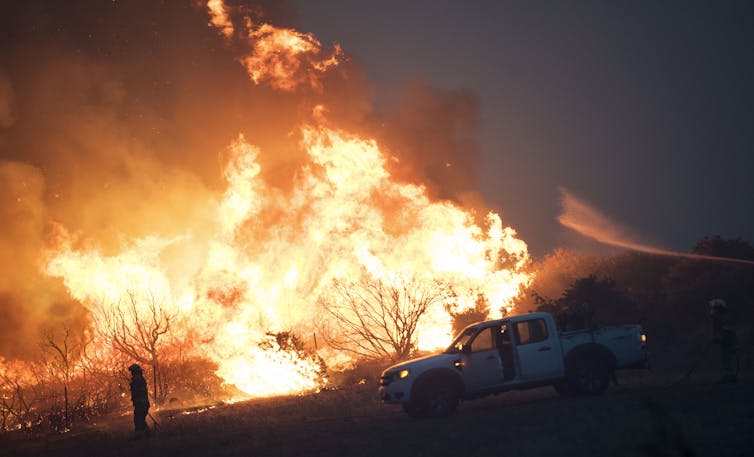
xmin=641 ymin=333 xmax=647 ymax=343
xmin=398 ymin=369 xmax=410 ymax=379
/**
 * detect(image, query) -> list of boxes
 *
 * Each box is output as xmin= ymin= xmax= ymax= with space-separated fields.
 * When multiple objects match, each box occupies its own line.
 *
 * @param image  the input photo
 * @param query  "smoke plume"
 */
xmin=0 ymin=68 xmax=13 ymax=128
xmin=0 ymin=1 xmax=506 ymax=361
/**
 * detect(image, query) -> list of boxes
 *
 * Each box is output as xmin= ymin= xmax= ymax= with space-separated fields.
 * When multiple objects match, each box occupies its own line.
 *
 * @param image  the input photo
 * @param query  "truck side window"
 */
xmin=471 ymin=328 xmax=496 ymax=352
xmin=515 ymin=319 xmax=549 ymax=345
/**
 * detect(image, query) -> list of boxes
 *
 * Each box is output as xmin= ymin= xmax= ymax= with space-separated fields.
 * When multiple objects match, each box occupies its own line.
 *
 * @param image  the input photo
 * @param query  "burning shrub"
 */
xmin=160 ymin=358 xmax=229 ymax=406
xmin=261 ymin=332 xmax=327 ymax=388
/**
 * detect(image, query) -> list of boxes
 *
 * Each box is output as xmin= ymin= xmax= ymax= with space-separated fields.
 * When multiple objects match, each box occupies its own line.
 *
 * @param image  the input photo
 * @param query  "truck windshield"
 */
xmin=445 ymin=327 xmax=477 ymax=354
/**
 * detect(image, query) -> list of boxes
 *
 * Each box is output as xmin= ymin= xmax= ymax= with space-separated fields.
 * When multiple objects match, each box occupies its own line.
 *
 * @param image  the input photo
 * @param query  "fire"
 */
xmin=241 ymin=23 xmax=343 ymax=92
xmin=38 ymin=2 xmax=533 ymax=399
xmin=207 ymin=0 xmax=233 ymax=39
xmin=44 ymin=122 xmax=531 ymax=397
xmin=206 ymin=1 xmax=343 ymax=92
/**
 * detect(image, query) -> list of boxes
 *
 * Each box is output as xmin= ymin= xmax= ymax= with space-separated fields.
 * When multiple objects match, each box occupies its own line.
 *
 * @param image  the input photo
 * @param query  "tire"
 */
xmin=569 ymin=358 xmax=610 ymax=396
xmin=418 ymin=382 xmax=459 ymax=417
xmin=402 ymin=401 xmax=423 ymax=418
xmin=553 ymin=380 xmax=574 ymax=397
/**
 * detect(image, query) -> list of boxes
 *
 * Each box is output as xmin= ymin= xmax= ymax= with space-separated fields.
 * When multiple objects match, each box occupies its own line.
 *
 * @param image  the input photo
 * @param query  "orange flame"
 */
xmin=41 ymin=9 xmax=531 ymax=398
xmin=207 ymin=0 xmax=234 ymax=39
xmin=44 ymin=122 xmax=531 ymax=397
xmin=205 ymin=0 xmax=343 ymax=92
xmin=242 ymin=22 xmax=343 ymax=92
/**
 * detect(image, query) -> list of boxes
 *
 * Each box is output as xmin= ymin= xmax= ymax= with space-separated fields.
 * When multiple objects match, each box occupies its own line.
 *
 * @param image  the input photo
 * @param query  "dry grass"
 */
xmin=3 ymin=366 xmax=753 ymax=457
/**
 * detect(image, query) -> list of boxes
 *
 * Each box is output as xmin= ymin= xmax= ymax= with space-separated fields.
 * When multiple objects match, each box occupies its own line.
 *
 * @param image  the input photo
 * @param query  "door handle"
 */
xmin=538 ymin=346 xmax=552 ymax=352
xmin=486 ymin=355 xmax=496 ymax=360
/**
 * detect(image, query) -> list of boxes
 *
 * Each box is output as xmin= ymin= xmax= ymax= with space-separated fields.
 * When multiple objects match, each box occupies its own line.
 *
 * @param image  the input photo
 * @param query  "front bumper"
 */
xmin=378 ymin=375 xmax=409 ymax=403
xmin=378 ymin=385 xmax=407 ymax=403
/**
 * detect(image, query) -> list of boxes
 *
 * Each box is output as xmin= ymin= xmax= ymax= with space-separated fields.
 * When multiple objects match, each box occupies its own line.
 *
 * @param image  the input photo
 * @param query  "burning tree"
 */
xmin=319 ymin=275 xmax=449 ymax=361
xmin=40 ymin=326 xmax=81 ymax=431
xmin=75 ymin=331 xmax=131 ymax=420
xmin=94 ymin=291 xmax=174 ymax=406
xmin=0 ymin=359 xmax=44 ymax=432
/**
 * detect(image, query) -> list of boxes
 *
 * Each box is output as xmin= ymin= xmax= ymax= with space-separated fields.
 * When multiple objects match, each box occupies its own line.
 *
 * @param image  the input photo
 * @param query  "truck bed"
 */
xmin=559 ymin=325 xmax=646 ymax=368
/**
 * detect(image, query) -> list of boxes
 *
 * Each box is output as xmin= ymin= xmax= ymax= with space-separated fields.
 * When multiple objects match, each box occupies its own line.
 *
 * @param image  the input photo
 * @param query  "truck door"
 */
xmin=462 ymin=326 xmax=504 ymax=391
xmin=513 ymin=317 xmax=563 ymax=381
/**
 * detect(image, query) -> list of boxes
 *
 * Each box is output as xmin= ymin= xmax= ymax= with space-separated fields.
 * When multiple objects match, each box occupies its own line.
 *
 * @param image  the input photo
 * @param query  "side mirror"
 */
xmin=461 ymin=344 xmax=471 ymax=355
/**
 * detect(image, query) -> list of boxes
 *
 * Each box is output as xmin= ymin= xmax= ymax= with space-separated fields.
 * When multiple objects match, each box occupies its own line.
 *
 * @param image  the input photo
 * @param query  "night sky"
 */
xmin=292 ymin=0 xmax=754 ymax=255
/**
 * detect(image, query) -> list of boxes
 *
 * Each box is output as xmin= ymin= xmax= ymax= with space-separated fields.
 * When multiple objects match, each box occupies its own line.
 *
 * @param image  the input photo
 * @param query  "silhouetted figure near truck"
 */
xmin=709 ymin=298 xmax=738 ymax=383
xmin=128 ymin=364 xmax=151 ymax=438
xmin=497 ymin=324 xmax=515 ymax=381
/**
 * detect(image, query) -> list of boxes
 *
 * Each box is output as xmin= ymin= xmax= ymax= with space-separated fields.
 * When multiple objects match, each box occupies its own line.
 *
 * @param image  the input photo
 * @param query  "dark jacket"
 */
xmin=130 ymin=373 xmax=150 ymax=408
xmin=712 ymin=309 xmax=738 ymax=349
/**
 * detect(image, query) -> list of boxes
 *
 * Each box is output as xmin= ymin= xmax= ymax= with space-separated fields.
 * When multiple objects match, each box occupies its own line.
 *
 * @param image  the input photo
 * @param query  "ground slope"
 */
xmin=3 ymin=370 xmax=753 ymax=457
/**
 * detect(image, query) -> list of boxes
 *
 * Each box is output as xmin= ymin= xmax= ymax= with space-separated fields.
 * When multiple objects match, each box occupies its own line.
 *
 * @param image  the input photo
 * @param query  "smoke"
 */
xmin=558 ymin=187 xmax=754 ymax=265
xmin=0 ymin=162 xmax=87 ymax=358
xmin=0 ymin=1 xmax=499 ymax=360
xmin=0 ymin=1 xmax=299 ymax=358
xmin=374 ymin=80 xmax=483 ymax=203
xmin=0 ymin=68 xmax=14 ymax=128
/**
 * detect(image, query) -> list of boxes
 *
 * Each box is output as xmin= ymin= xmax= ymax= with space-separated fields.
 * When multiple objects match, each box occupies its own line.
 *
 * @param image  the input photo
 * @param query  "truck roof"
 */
xmin=464 ymin=311 xmax=552 ymax=331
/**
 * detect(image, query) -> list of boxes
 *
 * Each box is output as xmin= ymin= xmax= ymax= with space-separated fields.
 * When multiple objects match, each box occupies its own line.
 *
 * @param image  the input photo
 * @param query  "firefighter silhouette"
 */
xmin=709 ymin=298 xmax=738 ymax=383
xmin=128 ymin=364 xmax=151 ymax=437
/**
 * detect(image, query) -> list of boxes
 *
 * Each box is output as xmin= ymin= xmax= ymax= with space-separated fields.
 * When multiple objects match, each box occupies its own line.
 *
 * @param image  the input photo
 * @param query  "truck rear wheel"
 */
xmin=553 ymin=380 xmax=574 ymax=397
xmin=569 ymin=359 xmax=610 ymax=396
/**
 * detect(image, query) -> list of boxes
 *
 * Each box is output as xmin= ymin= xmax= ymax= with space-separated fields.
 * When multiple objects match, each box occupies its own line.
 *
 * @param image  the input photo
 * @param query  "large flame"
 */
xmin=39 ymin=2 xmax=532 ymax=399
xmin=44 ymin=123 xmax=531 ymax=397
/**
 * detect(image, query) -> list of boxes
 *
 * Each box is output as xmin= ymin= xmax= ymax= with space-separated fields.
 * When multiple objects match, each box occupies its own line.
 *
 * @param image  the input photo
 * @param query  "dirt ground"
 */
xmin=2 ymin=367 xmax=753 ymax=457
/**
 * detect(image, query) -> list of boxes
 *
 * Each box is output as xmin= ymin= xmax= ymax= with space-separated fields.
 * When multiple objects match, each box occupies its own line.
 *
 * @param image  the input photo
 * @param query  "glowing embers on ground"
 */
xmin=44 ymin=124 xmax=532 ymax=398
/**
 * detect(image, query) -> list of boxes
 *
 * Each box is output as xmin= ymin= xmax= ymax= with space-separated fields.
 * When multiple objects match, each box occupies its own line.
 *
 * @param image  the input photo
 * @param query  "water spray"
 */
xmin=557 ymin=187 xmax=754 ymax=266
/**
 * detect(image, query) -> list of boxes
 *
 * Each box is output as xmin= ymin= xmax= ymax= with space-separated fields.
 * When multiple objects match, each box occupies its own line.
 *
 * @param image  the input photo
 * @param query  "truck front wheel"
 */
xmin=569 ymin=359 xmax=610 ymax=396
xmin=409 ymin=382 xmax=459 ymax=418
xmin=402 ymin=401 xmax=423 ymax=418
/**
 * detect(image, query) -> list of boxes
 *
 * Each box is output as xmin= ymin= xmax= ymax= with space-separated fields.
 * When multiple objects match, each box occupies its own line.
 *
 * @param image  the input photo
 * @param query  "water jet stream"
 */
xmin=558 ymin=187 xmax=754 ymax=266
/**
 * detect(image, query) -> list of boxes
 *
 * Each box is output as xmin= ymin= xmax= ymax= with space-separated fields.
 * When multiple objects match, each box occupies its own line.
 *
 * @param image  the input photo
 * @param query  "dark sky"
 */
xmin=291 ymin=0 xmax=754 ymax=256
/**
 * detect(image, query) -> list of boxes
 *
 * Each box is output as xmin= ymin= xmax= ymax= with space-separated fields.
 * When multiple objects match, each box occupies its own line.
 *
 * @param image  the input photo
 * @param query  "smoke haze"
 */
xmin=0 ymin=1 xmax=496 ymax=360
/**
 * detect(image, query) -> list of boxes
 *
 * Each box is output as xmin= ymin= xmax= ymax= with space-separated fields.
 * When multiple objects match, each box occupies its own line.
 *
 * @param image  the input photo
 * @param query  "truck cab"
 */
xmin=446 ymin=313 xmax=564 ymax=391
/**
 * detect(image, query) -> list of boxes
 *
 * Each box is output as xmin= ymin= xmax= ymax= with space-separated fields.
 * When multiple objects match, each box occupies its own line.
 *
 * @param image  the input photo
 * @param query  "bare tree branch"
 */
xmin=319 ymin=274 xmax=448 ymax=362
xmin=94 ymin=290 xmax=175 ymax=406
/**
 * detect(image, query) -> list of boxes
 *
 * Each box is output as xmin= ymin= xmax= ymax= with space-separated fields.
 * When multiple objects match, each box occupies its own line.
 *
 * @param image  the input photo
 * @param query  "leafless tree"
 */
xmin=76 ymin=331 xmax=127 ymax=419
xmin=0 ymin=361 xmax=42 ymax=432
xmin=95 ymin=290 xmax=174 ymax=406
xmin=41 ymin=326 xmax=80 ymax=430
xmin=319 ymin=275 xmax=449 ymax=362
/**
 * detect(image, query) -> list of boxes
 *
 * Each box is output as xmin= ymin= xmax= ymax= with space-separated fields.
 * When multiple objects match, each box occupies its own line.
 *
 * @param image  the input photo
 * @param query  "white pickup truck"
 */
xmin=378 ymin=312 xmax=647 ymax=417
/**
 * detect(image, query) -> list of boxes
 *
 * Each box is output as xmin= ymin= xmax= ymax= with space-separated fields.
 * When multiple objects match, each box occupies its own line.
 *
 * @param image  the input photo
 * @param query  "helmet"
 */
xmin=128 ymin=363 xmax=142 ymax=374
xmin=708 ymin=298 xmax=728 ymax=312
